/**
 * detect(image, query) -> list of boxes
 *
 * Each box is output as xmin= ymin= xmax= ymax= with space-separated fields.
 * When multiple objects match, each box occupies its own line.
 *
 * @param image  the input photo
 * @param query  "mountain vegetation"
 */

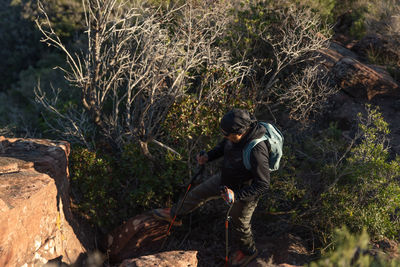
xmin=1 ymin=0 xmax=400 ymax=265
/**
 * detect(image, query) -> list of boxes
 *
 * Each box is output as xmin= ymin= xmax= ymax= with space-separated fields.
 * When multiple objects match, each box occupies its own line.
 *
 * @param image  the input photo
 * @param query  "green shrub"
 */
xmin=313 ymin=106 xmax=400 ymax=242
xmin=273 ymin=105 xmax=400 ymax=250
xmin=309 ymin=227 xmax=400 ymax=267
xmin=70 ymin=144 xmax=187 ymax=231
xmin=162 ymin=67 xmax=256 ymax=163
xmin=293 ymin=0 xmax=336 ymax=23
xmin=259 ymin=132 xmax=307 ymax=215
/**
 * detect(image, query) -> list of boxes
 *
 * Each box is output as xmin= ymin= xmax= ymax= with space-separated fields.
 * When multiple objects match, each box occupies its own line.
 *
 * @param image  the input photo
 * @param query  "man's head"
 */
xmin=220 ymin=108 xmax=254 ymax=143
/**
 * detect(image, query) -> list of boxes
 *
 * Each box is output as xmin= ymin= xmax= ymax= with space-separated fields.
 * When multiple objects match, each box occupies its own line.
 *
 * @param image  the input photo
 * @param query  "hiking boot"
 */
xmin=152 ymin=208 xmax=182 ymax=226
xmin=230 ymin=249 xmax=258 ymax=267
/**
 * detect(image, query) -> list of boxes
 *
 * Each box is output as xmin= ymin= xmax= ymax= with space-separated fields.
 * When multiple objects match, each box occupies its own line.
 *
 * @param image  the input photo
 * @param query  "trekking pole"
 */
xmin=160 ymin=152 xmax=206 ymax=250
xmin=221 ymin=186 xmax=234 ymax=267
xmin=225 ymin=203 xmax=233 ymax=267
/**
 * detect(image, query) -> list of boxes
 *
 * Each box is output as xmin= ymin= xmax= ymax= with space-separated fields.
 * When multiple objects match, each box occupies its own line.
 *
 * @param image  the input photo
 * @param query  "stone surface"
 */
xmin=331 ymin=57 xmax=400 ymax=100
xmin=119 ymin=250 xmax=198 ymax=267
xmin=105 ymin=212 xmax=169 ymax=263
xmin=0 ymin=137 xmax=87 ymax=267
xmin=320 ymin=41 xmax=400 ymax=100
xmin=319 ymin=40 xmax=400 ymax=156
xmin=319 ymin=42 xmax=360 ymax=69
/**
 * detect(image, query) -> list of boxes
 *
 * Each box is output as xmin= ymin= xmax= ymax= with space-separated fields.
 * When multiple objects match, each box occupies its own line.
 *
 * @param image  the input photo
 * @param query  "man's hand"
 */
xmin=221 ymin=186 xmax=234 ymax=205
xmin=196 ymin=151 xmax=208 ymax=165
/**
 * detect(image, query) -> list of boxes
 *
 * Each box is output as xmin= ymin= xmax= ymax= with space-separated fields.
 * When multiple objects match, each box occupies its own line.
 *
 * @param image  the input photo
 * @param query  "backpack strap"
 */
xmin=243 ymin=135 xmax=268 ymax=170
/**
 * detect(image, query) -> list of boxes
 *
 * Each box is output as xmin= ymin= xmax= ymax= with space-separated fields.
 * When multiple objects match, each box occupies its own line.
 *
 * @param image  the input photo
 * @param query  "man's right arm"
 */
xmin=206 ymin=138 xmax=226 ymax=162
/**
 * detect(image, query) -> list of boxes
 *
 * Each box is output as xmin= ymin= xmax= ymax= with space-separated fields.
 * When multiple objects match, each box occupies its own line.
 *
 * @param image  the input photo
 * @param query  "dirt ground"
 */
xmin=163 ymin=200 xmax=314 ymax=267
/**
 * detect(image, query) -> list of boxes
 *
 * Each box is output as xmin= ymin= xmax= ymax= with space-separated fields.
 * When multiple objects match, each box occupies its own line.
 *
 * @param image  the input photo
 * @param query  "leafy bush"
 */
xmin=291 ymin=105 xmax=400 ymax=245
xmin=0 ymin=1 xmax=42 ymax=91
xmin=268 ymin=105 xmax=400 ymax=252
xmin=320 ymin=106 xmax=400 ymax=240
xmin=69 ymin=144 xmax=187 ymax=231
xmin=162 ymin=67 xmax=256 ymax=163
xmin=349 ymin=9 xmax=368 ymax=39
xmin=335 ymin=0 xmax=400 ymax=39
xmin=293 ymin=0 xmax=336 ymax=23
xmin=309 ymin=227 xmax=400 ymax=267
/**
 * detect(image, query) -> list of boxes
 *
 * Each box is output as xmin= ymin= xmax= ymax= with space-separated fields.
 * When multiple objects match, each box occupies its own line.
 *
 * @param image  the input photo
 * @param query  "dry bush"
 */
xmin=273 ymin=65 xmax=337 ymax=122
xmin=35 ymin=0 xmax=248 ymax=154
xmin=245 ymin=1 xmax=335 ymax=123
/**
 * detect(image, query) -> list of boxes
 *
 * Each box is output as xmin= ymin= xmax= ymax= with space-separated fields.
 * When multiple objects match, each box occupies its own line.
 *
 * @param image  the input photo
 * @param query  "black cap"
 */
xmin=220 ymin=108 xmax=254 ymax=135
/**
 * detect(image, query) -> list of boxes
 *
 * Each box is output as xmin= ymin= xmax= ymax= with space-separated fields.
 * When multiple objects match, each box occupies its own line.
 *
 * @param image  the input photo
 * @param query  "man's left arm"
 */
xmin=236 ymin=142 xmax=270 ymax=201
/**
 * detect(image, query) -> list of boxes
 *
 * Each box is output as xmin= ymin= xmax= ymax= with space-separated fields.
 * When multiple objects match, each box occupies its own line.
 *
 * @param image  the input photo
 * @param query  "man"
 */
xmin=153 ymin=108 xmax=270 ymax=266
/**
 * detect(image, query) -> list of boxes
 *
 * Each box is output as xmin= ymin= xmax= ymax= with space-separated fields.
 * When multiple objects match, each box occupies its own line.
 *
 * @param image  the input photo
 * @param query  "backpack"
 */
xmin=243 ymin=122 xmax=284 ymax=172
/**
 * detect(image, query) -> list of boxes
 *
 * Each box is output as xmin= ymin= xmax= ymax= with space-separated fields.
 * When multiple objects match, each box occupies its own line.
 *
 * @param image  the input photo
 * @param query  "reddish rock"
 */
xmin=119 ymin=250 xmax=198 ymax=267
xmin=0 ymin=137 xmax=87 ymax=266
xmin=319 ymin=42 xmax=400 ymax=100
xmin=319 ymin=42 xmax=360 ymax=69
xmin=331 ymin=57 xmax=400 ymax=100
xmin=105 ymin=212 xmax=169 ymax=263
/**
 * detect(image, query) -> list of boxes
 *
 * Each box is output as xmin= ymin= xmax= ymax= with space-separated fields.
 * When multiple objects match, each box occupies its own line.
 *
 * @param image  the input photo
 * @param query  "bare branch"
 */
xmin=259 ymin=4 xmax=331 ymax=91
xmin=274 ymin=65 xmax=339 ymax=122
xmin=34 ymin=83 xmax=95 ymax=149
xmin=35 ymin=0 xmax=248 ymax=155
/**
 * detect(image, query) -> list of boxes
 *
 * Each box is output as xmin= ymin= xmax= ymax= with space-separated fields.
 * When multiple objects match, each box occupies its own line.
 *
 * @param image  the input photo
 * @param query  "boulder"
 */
xmin=0 ymin=137 xmax=88 ymax=266
xmin=119 ymin=250 xmax=198 ymax=267
xmin=319 ymin=42 xmax=400 ymax=100
xmin=331 ymin=57 xmax=400 ymax=100
xmin=105 ymin=212 xmax=169 ymax=263
xmin=319 ymin=42 xmax=360 ymax=69
xmin=319 ymin=42 xmax=400 ymax=156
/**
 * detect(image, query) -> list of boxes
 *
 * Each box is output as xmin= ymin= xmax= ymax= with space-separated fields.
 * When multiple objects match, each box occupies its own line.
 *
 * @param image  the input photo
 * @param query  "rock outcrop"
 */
xmin=105 ymin=212 xmax=169 ymax=263
xmin=120 ymin=250 xmax=198 ymax=267
xmin=331 ymin=57 xmax=399 ymax=100
xmin=321 ymin=42 xmax=400 ymax=101
xmin=321 ymin=39 xmax=400 ymax=155
xmin=0 ymin=137 xmax=88 ymax=266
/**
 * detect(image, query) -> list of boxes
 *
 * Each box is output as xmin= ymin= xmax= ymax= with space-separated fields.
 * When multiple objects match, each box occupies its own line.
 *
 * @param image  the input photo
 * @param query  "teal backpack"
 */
xmin=243 ymin=122 xmax=284 ymax=172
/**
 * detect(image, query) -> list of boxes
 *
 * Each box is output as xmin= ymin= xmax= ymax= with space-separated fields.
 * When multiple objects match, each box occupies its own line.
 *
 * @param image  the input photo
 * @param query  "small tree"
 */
xmin=35 ymin=0 xmax=249 ymax=156
xmin=230 ymin=1 xmax=336 ymax=123
xmin=299 ymin=105 xmax=400 ymax=243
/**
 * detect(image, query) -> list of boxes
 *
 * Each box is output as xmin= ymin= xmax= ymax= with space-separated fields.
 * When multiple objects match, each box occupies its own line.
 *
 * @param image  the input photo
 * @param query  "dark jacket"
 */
xmin=207 ymin=122 xmax=270 ymax=201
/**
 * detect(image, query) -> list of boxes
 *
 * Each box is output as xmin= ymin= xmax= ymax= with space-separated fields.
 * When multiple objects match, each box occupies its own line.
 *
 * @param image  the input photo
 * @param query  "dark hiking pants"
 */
xmin=171 ymin=173 xmax=259 ymax=254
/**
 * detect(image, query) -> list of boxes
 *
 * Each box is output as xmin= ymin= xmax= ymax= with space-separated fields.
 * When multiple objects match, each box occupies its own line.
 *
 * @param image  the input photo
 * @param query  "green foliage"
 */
xmin=271 ymin=106 xmax=400 ymax=252
xmin=226 ymin=0 xmax=276 ymax=63
xmin=70 ymin=148 xmax=117 ymax=229
xmin=1 ymin=0 xmax=84 ymax=91
xmin=0 ymin=52 xmax=77 ymax=137
xmin=309 ymin=227 xmax=400 ymax=267
xmin=36 ymin=0 xmax=85 ymax=40
xmin=349 ymin=11 xmax=367 ymax=39
xmin=69 ymin=144 xmax=187 ymax=231
xmin=336 ymin=0 xmax=400 ymax=39
xmin=316 ymin=106 xmax=400 ymax=241
xmin=293 ymin=0 xmax=336 ymax=22
xmin=162 ymin=67 xmax=256 ymax=161
xmin=0 ymin=0 xmax=85 ymax=136
xmin=0 ymin=1 xmax=43 ymax=91
xmin=310 ymin=227 xmax=372 ymax=267
xmin=365 ymin=46 xmax=400 ymax=84
xmin=260 ymin=133 xmax=307 ymax=214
